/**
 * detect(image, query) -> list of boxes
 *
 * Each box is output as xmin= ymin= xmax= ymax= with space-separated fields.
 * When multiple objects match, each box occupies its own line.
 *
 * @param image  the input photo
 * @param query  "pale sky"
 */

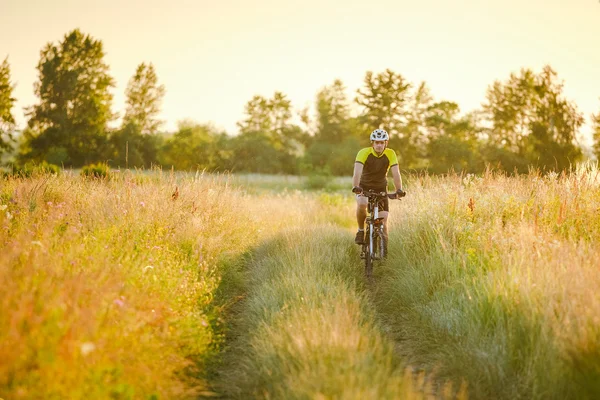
xmin=1 ymin=0 xmax=599 ymax=142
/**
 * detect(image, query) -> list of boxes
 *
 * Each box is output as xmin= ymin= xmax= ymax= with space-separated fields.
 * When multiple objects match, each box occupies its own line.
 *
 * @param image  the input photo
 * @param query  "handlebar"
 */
xmin=362 ymin=190 xmax=401 ymax=200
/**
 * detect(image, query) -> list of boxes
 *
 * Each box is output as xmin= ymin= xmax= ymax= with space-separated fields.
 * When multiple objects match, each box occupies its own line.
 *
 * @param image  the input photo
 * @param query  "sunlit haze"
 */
xmin=1 ymin=0 xmax=599 ymax=142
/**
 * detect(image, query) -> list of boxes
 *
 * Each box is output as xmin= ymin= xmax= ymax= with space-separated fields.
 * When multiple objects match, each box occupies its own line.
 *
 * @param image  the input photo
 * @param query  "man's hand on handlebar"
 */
xmin=352 ymin=186 xmax=363 ymax=194
xmin=395 ymin=189 xmax=406 ymax=199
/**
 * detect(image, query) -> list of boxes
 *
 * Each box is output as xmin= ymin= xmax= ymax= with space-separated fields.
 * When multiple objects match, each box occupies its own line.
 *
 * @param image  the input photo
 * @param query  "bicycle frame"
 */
xmin=360 ymin=191 xmax=389 ymax=277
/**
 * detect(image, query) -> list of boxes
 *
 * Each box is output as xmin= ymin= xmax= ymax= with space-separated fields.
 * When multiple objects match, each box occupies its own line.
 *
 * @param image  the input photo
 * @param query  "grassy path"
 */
xmin=210 ymin=226 xmax=427 ymax=399
xmin=211 ymin=167 xmax=600 ymax=400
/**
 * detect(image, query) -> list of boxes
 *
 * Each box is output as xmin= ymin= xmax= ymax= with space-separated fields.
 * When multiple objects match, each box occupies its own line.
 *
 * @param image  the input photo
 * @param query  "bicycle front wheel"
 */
xmin=364 ymin=227 xmax=373 ymax=277
xmin=377 ymin=230 xmax=386 ymax=260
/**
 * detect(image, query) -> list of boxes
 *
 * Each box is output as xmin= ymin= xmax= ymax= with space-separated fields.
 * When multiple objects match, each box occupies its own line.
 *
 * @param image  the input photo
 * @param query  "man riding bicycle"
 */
xmin=352 ymin=128 xmax=405 ymax=244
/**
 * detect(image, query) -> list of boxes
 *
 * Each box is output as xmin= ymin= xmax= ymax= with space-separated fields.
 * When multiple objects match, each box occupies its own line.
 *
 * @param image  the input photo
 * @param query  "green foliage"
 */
xmin=159 ymin=121 xmax=224 ymax=171
xmin=394 ymin=81 xmax=434 ymax=168
xmin=0 ymin=57 xmax=16 ymax=154
xmin=236 ymin=92 xmax=308 ymax=157
xmin=356 ymin=71 xmax=441 ymax=169
xmin=303 ymin=136 xmax=360 ymax=176
xmin=481 ymin=143 xmax=529 ymax=173
xmin=24 ymin=29 xmax=115 ymax=167
xmin=304 ymin=172 xmax=331 ymax=190
xmin=482 ymin=65 xmax=583 ymax=171
xmin=226 ymin=130 xmax=297 ymax=174
xmin=81 ymin=162 xmax=110 ymax=179
xmin=122 ymin=62 xmax=165 ymax=135
xmin=424 ymin=102 xmax=482 ymax=173
xmin=356 ymin=69 xmax=411 ymax=137
xmin=238 ymin=92 xmax=289 ymax=144
xmin=3 ymin=161 xmax=60 ymax=178
xmin=427 ymin=135 xmax=479 ymax=174
xmin=44 ymin=146 xmax=69 ymax=166
xmin=106 ymin=122 xmax=164 ymax=169
xmin=4 ymin=30 xmax=590 ymax=177
xmin=232 ymin=92 xmax=308 ymax=174
xmin=313 ymin=79 xmax=360 ymax=143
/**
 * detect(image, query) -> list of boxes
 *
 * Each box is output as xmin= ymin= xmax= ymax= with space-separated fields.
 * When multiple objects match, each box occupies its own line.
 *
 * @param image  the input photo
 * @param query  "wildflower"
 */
xmin=80 ymin=342 xmax=96 ymax=356
xmin=113 ymin=297 xmax=125 ymax=307
xmin=0 ymin=204 xmax=7 ymax=211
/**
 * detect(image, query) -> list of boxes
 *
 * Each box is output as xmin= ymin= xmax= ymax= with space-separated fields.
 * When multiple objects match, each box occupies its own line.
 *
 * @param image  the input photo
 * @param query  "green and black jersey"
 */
xmin=355 ymin=147 xmax=398 ymax=190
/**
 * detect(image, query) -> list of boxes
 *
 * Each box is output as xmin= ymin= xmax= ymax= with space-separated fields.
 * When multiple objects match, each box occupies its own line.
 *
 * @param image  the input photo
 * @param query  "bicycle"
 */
xmin=359 ymin=190 xmax=400 ymax=278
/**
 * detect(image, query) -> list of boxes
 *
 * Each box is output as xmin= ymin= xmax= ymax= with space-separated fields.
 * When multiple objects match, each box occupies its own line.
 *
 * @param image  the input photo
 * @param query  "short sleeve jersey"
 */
xmin=355 ymin=147 xmax=398 ymax=190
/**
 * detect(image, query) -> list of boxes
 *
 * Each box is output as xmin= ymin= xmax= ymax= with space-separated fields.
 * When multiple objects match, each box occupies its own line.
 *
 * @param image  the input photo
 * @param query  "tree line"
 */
xmin=1 ymin=28 xmax=600 ymax=175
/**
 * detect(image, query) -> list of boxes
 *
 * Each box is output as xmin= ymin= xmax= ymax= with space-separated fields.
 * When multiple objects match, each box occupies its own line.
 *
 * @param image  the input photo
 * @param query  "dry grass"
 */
xmin=0 ymin=170 xmax=260 ymax=398
xmin=213 ymin=227 xmax=428 ymax=399
xmin=0 ymin=170 xmax=418 ymax=399
xmin=4 ymin=165 xmax=598 ymax=399
xmin=374 ymin=164 xmax=600 ymax=399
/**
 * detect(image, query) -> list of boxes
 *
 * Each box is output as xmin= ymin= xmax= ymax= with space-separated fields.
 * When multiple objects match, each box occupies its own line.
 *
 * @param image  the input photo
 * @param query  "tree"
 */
xmin=396 ymin=81 xmax=434 ymax=167
xmin=314 ymin=79 xmax=353 ymax=142
xmin=159 ymin=120 xmax=224 ymax=171
xmin=300 ymin=79 xmax=363 ymax=175
xmin=236 ymin=91 xmax=307 ymax=167
xmin=105 ymin=122 xmax=164 ymax=169
xmin=356 ymin=69 xmax=414 ymax=165
xmin=236 ymin=92 xmax=303 ymax=149
xmin=24 ymin=29 xmax=115 ymax=166
xmin=425 ymin=101 xmax=480 ymax=173
xmin=123 ymin=62 xmax=165 ymax=135
xmin=482 ymin=65 xmax=583 ymax=171
xmin=0 ymin=57 xmax=16 ymax=154
xmin=226 ymin=130 xmax=286 ymax=173
xmin=355 ymin=69 xmax=411 ymax=137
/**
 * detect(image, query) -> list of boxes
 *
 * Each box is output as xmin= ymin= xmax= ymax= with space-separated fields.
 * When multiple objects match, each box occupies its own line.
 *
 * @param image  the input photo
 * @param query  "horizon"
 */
xmin=2 ymin=0 xmax=599 ymax=143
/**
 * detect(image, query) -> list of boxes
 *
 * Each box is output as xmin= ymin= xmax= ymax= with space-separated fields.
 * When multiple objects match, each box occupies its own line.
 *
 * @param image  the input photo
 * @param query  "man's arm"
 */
xmin=352 ymin=162 xmax=364 ymax=187
xmin=390 ymin=165 xmax=402 ymax=191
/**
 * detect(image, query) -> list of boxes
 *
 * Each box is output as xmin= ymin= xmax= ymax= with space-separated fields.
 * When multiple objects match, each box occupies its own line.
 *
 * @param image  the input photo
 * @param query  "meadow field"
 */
xmin=1 ymin=167 xmax=599 ymax=399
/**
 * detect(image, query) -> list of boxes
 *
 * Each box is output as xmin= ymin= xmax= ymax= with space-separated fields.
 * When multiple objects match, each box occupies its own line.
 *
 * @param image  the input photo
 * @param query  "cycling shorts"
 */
xmin=356 ymin=188 xmax=389 ymax=212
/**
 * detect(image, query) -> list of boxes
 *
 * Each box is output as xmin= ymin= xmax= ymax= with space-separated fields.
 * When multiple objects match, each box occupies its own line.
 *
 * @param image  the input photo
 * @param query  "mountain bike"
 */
xmin=360 ymin=190 xmax=399 ymax=278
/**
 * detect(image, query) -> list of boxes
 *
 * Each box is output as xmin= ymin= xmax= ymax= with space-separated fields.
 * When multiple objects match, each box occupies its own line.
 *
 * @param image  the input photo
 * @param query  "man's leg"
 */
xmin=355 ymin=196 xmax=368 ymax=244
xmin=380 ymin=211 xmax=389 ymax=257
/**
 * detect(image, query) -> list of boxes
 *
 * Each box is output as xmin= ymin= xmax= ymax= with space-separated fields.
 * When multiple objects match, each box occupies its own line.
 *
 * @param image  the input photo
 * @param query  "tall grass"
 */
xmin=0 ymin=170 xmax=373 ymax=398
xmin=373 ymin=164 xmax=600 ymax=399
xmin=5 ymin=165 xmax=599 ymax=399
xmin=213 ymin=227 xmax=431 ymax=399
xmin=0 ymin=170 xmax=262 ymax=398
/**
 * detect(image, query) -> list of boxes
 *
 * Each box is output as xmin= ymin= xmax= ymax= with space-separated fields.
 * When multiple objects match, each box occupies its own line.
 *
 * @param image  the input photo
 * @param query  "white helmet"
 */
xmin=370 ymin=128 xmax=389 ymax=141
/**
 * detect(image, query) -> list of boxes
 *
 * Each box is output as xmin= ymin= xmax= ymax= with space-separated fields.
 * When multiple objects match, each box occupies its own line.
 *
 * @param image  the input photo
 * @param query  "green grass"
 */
xmin=212 ymin=227 xmax=424 ymax=399
xmin=3 ymin=166 xmax=600 ymax=399
xmin=0 ymin=171 xmax=261 ymax=398
xmin=371 ymin=166 xmax=600 ymax=399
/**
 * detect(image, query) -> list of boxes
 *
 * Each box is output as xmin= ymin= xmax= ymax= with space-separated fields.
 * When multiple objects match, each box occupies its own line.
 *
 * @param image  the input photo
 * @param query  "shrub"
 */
xmin=3 ymin=161 xmax=60 ymax=178
xmin=81 ymin=163 xmax=110 ymax=179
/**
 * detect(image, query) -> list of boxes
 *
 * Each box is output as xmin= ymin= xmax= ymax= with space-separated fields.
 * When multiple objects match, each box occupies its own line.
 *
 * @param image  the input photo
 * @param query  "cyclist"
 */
xmin=352 ymin=128 xmax=405 ymax=244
